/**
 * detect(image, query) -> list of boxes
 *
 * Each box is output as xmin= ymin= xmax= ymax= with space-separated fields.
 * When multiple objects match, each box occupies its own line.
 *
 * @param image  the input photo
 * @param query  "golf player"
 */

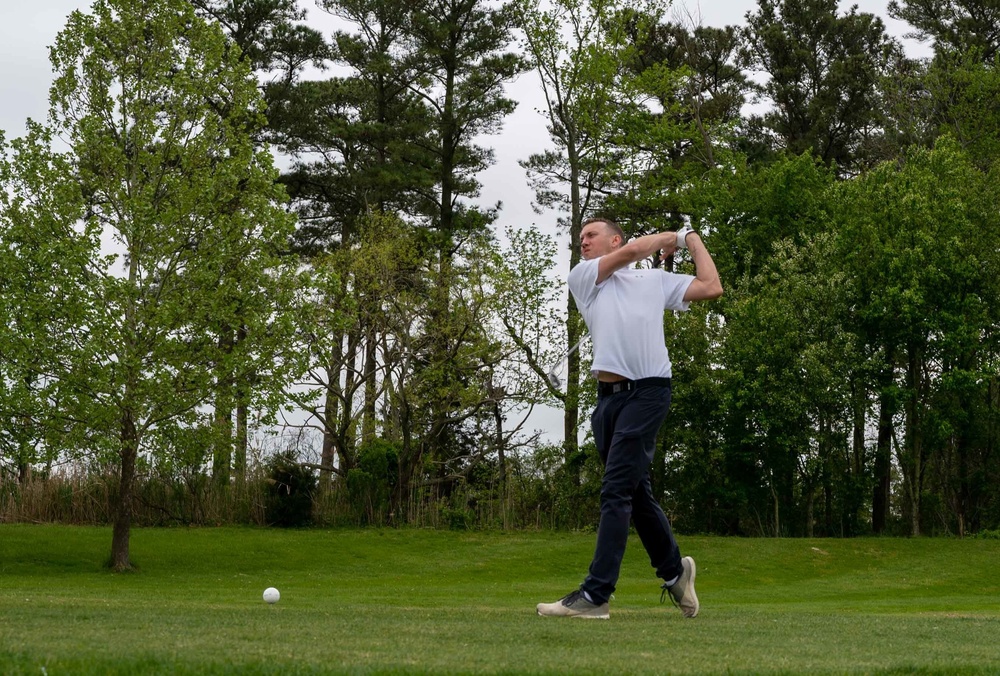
xmin=537 ymin=217 xmax=723 ymax=619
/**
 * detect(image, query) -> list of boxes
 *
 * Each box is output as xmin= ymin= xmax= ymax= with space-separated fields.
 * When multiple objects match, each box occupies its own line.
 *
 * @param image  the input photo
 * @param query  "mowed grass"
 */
xmin=2 ymin=526 xmax=999 ymax=674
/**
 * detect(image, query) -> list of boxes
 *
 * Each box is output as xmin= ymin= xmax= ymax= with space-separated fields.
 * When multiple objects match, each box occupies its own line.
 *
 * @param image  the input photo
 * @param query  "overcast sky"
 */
xmin=0 ymin=1 xmax=930 ymax=444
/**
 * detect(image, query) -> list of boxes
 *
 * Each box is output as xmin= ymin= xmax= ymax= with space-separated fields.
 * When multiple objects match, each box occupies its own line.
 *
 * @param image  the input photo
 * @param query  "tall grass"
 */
xmin=0 ymin=446 xmax=600 ymax=530
xmin=0 ymin=465 xmax=268 ymax=526
xmin=0 ymin=468 xmax=557 ymax=529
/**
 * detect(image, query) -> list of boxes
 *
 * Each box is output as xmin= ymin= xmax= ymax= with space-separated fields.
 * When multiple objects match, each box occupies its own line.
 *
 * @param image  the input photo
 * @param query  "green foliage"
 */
xmin=346 ymin=438 xmax=399 ymax=524
xmin=264 ymin=451 xmax=318 ymax=527
xmin=515 ymin=0 xmax=623 ymax=219
xmin=280 ymin=0 xmax=433 ymax=252
xmin=486 ymin=225 xmax=564 ymax=401
xmin=519 ymin=442 xmax=603 ymax=530
xmin=0 ymin=0 xmax=306 ymax=567
xmin=831 ymin=136 xmax=1000 ymax=535
xmin=695 ymin=152 xmax=835 ymax=287
xmin=719 ymin=233 xmax=858 ymax=536
xmin=678 ymin=136 xmax=1000 ymax=537
xmin=657 ymin=305 xmax=741 ymax=534
xmin=407 ymin=0 xmax=526 ymax=235
xmin=687 ymin=157 xmax=842 ymax=521
xmin=888 ymin=0 xmax=1000 ymax=60
xmin=439 ymin=503 xmax=476 ymax=530
xmin=742 ymin=0 xmax=900 ymax=174
xmin=603 ymin=13 xmax=751 ymax=229
xmin=277 ymin=0 xmax=529 ymax=505
xmin=925 ymin=51 xmax=1000 ymax=171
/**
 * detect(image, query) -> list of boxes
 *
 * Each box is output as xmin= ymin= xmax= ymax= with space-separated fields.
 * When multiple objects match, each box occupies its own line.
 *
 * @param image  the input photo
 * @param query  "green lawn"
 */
xmin=1 ymin=526 xmax=999 ymax=674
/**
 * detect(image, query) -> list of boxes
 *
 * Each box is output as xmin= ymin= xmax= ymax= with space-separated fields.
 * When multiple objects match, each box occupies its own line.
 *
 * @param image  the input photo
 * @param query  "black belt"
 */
xmin=597 ymin=377 xmax=671 ymax=396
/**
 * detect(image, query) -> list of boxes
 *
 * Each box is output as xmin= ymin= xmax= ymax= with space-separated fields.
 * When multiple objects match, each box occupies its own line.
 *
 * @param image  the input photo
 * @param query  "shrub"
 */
xmin=346 ymin=438 xmax=399 ymax=525
xmin=264 ymin=451 xmax=318 ymax=527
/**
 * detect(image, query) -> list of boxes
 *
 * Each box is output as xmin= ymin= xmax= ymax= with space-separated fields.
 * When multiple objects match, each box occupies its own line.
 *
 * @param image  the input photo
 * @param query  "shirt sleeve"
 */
xmin=661 ymin=272 xmax=695 ymax=311
xmin=568 ymin=258 xmax=602 ymax=309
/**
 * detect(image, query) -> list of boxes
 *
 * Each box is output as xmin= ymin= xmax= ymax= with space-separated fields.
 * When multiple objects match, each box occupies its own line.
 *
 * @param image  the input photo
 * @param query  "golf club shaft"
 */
xmin=565 ymin=337 xmax=584 ymax=359
xmin=547 ymin=335 xmax=587 ymax=376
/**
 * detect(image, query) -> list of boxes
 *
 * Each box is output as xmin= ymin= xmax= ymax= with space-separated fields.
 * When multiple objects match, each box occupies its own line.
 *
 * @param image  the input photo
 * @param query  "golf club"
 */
xmin=546 ymin=335 xmax=587 ymax=389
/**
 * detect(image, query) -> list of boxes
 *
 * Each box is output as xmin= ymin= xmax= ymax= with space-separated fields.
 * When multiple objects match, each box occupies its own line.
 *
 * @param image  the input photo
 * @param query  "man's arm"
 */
xmin=596 ymin=231 xmax=677 ymax=284
xmin=682 ymin=232 xmax=723 ymax=302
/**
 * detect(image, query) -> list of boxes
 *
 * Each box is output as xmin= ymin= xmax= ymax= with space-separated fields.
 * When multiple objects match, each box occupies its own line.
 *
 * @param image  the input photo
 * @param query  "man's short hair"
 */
xmin=582 ymin=216 xmax=626 ymax=243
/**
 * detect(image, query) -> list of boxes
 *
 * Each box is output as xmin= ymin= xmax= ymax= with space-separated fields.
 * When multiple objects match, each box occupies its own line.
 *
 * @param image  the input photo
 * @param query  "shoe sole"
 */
xmin=536 ymin=604 xmax=610 ymax=619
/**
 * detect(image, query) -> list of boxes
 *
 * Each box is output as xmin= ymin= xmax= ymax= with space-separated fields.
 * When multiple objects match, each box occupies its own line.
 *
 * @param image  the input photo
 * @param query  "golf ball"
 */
xmin=263 ymin=587 xmax=280 ymax=604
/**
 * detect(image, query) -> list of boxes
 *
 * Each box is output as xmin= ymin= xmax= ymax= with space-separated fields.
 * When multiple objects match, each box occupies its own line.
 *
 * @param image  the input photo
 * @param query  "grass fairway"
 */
xmin=1 ymin=526 xmax=999 ymax=674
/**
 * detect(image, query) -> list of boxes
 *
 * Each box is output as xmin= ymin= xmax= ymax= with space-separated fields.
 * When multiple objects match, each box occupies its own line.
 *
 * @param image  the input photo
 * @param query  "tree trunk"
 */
xmin=234 ymin=325 xmax=249 ymax=486
xmin=395 ymin=398 xmax=416 ymax=517
xmin=903 ymin=347 xmax=923 ymax=537
xmin=424 ymin=48 xmax=459 ymax=470
xmin=337 ymin=324 xmax=362 ymax=469
xmin=361 ymin=324 xmax=378 ymax=445
xmin=805 ymin=487 xmax=815 ymax=538
xmin=213 ymin=327 xmax=234 ymax=486
xmin=851 ymin=378 xmax=866 ymax=476
xmin=17 ymin=455 xmax=31 ymax=485
xmin=320 ymin=357 xmax=341 ymax=487
xmin=771 ymin=481 xmax=780 ymax=537
xmin=111 ymin=409 xmax=139 ymax=572
xmin=235 ymin=397 xmax=248 ymax=485
xmin=846 ymin=375 xmax=866 ymax=535
xmin=563 ymin=140 xmax=583 ymax=462
xmin=873 ymin=384 xmax=894 ymax=534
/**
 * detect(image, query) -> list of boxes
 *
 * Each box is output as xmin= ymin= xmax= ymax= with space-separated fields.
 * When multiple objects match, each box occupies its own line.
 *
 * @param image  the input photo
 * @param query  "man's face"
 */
xmin=580 ymin=221 xmax=621 ymax=260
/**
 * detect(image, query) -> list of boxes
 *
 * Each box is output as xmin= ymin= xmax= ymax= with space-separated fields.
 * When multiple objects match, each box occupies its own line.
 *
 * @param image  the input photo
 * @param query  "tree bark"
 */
xmin=320 ymin=356 xmax=341 ymax=487
xmin=213 ymin=327 xmax=234 ymax=486
xmin=235 ymin=397 xmax=248 ymax=485
xmin=111 ymin=409 xmax=139 ymax=571
xmin=234 ymin=325 xmax=249 ymax=486
xmin=563 ymin=140 xmax=583 ymax=463
xmin=904 ymin=347 xmax=923 ymax=537
xmin=873 ymin=372 xmax=895 ymax=534
xmin=361 ymin=324 xmax=378 ymax=445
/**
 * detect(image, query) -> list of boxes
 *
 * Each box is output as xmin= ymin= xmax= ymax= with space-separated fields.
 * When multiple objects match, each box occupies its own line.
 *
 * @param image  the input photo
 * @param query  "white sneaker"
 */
xmin=536 ymin=590 xmax=610 ymax=619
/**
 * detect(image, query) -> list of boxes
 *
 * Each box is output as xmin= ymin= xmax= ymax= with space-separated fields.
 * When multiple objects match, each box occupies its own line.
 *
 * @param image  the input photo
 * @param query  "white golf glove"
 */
xmin=676 ymin=226 xmax=695 ymax=249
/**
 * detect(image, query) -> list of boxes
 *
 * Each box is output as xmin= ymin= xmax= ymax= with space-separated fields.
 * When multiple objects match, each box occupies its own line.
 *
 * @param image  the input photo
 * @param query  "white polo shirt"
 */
xmin=568 ymin=257 xmax=694 ymax=380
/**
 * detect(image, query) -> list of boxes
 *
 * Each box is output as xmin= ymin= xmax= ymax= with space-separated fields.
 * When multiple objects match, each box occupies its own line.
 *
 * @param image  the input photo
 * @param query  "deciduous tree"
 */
xmin=515 ymin=0 xmax=636 ymax=459
xmin=832 ymin=137 xmax=1000 ymax=535
xmin=0 ymin=0 xmax=302 ymax=569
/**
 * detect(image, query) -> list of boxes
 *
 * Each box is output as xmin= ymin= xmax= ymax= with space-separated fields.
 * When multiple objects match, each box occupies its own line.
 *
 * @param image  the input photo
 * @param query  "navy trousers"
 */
xmin=581 ymin=384 xmax=683 ymax=605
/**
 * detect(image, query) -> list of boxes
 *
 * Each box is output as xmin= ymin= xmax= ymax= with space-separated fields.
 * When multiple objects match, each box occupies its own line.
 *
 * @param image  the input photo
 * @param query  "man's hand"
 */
xmin=652 ymin=248 xmax=671 ymax=268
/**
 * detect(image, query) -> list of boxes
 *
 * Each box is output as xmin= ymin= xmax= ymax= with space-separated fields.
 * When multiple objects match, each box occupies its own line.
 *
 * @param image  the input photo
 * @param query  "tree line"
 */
xmin=2 ymin=0 xmax=999 ymax=568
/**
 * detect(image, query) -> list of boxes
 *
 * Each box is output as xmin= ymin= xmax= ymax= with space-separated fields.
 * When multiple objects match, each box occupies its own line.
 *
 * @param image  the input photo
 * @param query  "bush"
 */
xmin=441 ymin=504 xmax=474 ymax=530
xmin=264 ymin=451 xmax=317 ymax=527
xmin=519 ymin=443 xmax=602 ymax=530
xmin=972 ymin=528 xmax=1000 ymax=540
xmin=346 ymin=438 xmax=399 ymax=525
